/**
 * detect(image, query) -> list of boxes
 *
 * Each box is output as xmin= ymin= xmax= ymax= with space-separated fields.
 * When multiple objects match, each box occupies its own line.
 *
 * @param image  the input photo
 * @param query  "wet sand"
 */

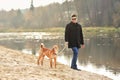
xmin=0 ymin=46 xmax=112 ymax=80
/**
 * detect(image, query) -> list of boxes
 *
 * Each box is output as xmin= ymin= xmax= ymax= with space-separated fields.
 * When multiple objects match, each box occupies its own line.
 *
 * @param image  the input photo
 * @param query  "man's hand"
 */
xmin=81 ymin=44 xmax=85 ymax=48
xmin=65 ymin=42 xmax=68 ymax=47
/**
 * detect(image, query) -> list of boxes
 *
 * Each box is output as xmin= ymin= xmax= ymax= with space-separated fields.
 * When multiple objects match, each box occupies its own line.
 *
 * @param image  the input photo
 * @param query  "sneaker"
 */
xmin=71 ymin=67 xmax=81 ymax=71
xmin=75 ymin=68 xmax=81 ymax=71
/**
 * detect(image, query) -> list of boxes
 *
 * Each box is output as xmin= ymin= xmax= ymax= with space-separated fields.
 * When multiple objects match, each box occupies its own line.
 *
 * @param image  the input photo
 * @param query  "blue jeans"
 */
xmin=71 ymin=47 xmax=79 ymax=69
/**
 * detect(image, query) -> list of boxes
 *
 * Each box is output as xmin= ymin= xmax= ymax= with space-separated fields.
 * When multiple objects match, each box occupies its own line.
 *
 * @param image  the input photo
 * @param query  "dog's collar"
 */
xmin=54 ymin=53 xmax=57 ymax=55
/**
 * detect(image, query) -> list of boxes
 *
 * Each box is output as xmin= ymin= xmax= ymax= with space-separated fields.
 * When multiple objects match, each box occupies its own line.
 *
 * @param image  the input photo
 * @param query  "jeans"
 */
xmin=71 ymin=47 xmax=79 ymax=69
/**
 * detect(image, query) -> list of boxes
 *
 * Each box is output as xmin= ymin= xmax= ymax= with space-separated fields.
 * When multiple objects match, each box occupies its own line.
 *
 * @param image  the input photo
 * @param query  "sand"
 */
xmin=0 ymin=46 xmax=112 ymax=80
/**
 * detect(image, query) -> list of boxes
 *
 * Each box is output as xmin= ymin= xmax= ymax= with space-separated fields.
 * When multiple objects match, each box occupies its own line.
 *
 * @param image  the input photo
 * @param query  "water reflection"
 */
xmin=0 ymin=32 xmax=120 ymax=80
xmin=58 ymin=37 xmax=120 ymax=80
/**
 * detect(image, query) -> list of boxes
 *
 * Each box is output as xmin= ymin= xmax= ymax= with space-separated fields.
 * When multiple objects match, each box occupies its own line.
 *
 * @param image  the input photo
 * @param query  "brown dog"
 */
xmin=37 ymin=43 xmax=59 ymax=68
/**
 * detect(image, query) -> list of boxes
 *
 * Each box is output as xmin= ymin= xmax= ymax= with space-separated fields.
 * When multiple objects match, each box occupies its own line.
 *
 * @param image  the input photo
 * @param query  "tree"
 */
xmin=113 ymin=0 xmax=120 ymax=27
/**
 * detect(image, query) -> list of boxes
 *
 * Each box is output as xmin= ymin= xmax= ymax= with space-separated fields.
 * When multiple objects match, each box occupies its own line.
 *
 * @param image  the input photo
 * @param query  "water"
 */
xmin=57 ymin=37 xmax=120 ymax=80
xmin=0 ymin=32 xmax=120 ymax=80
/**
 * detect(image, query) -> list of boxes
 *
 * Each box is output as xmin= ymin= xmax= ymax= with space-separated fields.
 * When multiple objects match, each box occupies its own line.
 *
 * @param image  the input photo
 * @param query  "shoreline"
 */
xmin=0 ymin=46 xmax=112 ymax=80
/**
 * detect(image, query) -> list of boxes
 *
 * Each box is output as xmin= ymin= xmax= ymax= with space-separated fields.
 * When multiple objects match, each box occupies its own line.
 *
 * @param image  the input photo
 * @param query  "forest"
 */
xmin=0 ymin=0 xmax=120 ymax=29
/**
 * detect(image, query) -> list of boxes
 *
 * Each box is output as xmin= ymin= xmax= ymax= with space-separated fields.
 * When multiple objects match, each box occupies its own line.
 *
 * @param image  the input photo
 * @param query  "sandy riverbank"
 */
xmin=0 ymin=46 xmax=112 ymax=80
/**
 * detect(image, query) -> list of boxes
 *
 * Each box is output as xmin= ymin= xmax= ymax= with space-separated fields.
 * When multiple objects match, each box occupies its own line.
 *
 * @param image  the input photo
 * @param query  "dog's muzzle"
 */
xmin=54 ymin=53 xmax=57 ymax=55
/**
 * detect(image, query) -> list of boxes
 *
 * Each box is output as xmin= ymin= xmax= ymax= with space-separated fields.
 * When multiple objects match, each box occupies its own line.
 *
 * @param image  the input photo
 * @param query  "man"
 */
xmin=65 ymin=14 xmax=85 ymax=71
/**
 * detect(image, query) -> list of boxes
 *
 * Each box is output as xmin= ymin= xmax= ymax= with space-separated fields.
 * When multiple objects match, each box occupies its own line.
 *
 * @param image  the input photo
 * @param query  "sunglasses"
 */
xmin=72 ymin=18 xmax=77 ymax=20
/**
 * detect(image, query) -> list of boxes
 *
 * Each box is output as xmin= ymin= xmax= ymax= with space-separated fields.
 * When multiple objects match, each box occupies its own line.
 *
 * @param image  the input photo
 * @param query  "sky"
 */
xmin=0 ymin=0 xmax=65 ymax=11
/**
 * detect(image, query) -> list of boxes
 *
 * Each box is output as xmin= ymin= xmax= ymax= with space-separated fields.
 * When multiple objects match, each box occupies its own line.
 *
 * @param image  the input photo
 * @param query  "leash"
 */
xmin=57 ymin=45 xmax=67 ymax=55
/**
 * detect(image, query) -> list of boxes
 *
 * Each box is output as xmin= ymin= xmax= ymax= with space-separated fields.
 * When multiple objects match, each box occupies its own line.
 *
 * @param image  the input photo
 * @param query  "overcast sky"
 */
xmin=0 ymin=0 xmax=65 ymax=11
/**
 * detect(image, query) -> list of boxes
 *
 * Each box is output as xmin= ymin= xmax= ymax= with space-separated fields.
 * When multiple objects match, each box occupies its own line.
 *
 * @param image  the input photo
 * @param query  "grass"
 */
xmin=0 ymin=27 xmax=120 ymax=37
xmin=83 ymin=27 xmax=120 ymax=38
xmin=0 ymin=27 xmax=64 ymax=33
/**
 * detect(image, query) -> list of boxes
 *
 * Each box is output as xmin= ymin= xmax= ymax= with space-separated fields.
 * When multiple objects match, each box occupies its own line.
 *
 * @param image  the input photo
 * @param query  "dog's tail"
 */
xmin=40 ymin=43 xmax=44 ymax=48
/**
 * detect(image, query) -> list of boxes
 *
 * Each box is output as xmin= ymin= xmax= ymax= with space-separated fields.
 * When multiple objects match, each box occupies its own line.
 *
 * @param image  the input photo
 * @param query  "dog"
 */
xmin=37 ymin=43 xmax=59 ymax=68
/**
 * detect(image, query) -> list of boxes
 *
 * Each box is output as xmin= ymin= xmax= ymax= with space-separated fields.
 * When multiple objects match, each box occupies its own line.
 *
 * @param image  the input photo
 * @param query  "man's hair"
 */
xmin=72 ymin=14 xmax=77 ymax=17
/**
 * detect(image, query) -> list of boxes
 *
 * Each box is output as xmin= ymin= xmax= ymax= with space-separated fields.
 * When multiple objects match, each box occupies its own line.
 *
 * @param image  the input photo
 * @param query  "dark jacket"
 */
xmin=65 ymin=22 xmax=84 ymax=48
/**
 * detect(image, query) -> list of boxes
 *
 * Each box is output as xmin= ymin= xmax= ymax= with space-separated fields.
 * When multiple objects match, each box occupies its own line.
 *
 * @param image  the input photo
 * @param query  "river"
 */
xmin=0 ymin=32 xmax=119 ymax=80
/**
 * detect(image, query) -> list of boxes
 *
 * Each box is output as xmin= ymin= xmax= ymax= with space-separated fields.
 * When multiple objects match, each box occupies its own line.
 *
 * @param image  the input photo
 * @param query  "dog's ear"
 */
xmin=53 ymin=45 xmax=59 ymax=50
xmin=40 ymin=43 xmax=44 ymax=48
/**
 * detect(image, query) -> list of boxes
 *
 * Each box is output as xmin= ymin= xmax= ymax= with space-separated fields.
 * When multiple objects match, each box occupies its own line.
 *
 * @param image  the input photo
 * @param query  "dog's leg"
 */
xmin=40 ymin=55 xmax=44 ymax=66
xmin=37 ymin=56 xmax=41 ymax=65
xmin=37 ymin=53 xmax=43 ymax=65
xmin=54 ymin=57 xmax=57 ymax=68
xmin=50 ymin=59 xmax=53 ymax=68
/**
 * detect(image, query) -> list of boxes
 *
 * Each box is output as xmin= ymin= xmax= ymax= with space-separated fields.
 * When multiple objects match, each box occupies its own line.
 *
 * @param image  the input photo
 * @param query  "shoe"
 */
xmin=75 ymin=68 xmax=81 ymax=71
xmin=71 ymin=67 xmax=81 ymax=71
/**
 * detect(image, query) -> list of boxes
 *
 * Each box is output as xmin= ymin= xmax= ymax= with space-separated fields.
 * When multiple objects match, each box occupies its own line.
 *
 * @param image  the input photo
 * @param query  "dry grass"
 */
xmin=0 ymin=46 xmax=112 ymax=80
